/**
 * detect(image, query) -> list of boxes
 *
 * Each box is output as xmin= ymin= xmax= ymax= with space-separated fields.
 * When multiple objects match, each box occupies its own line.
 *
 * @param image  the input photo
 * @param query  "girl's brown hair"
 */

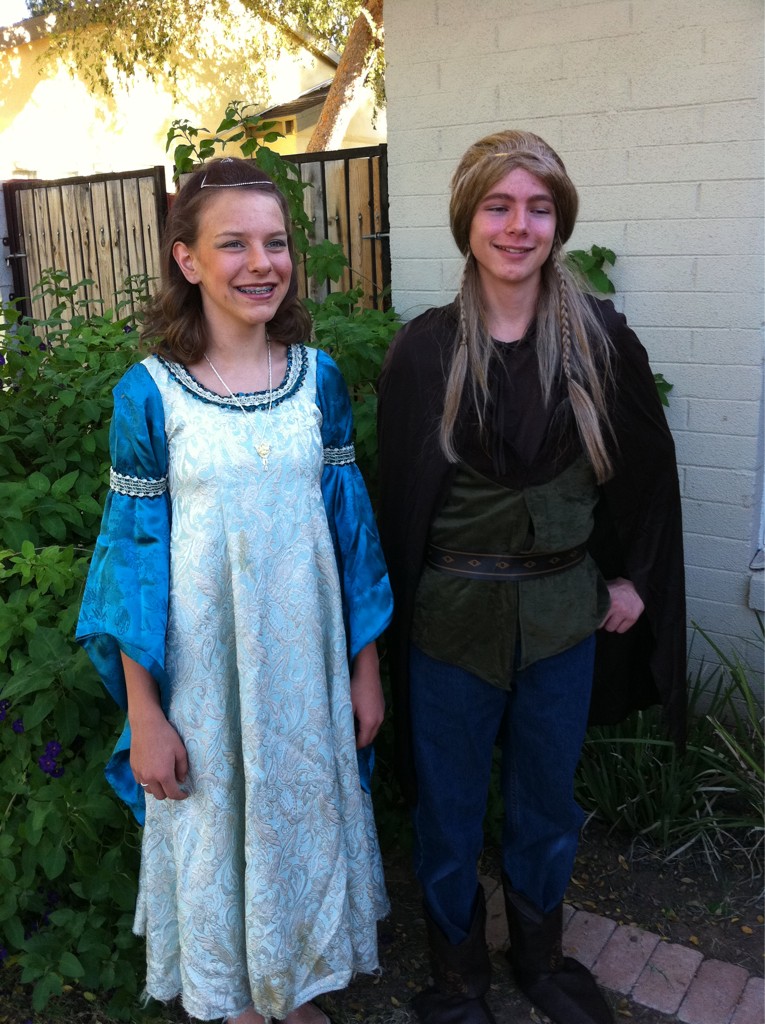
xmin=141 ymin=158 xmax=312 ymax=362
xmin=443 ymin=130 xmax=614 ymax=483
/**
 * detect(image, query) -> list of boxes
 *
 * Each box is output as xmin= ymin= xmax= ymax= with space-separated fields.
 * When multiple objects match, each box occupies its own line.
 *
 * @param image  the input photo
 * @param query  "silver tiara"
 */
xmin=200 ymin=158 xmax=276 ymax=190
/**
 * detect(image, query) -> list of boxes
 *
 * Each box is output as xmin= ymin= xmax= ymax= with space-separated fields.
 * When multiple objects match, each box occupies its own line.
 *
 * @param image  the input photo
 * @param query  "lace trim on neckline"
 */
xmin=158 ymin=344 xmax=308 ymax=410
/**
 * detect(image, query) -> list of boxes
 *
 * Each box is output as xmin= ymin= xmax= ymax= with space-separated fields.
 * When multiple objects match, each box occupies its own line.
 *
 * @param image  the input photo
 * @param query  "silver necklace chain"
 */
xmin=203 ymin=339 xmax=273 ymax=470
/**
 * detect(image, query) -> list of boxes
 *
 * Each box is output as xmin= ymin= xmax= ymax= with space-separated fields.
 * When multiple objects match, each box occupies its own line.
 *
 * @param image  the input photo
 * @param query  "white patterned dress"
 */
xmin=77 ymin=344 xmax=392 ymax=1021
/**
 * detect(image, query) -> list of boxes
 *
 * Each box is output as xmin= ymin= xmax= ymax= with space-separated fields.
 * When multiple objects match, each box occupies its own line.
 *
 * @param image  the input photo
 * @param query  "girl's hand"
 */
xmin=350 ymin=642 xmax=385 ymax=749
xmin=600 ymin=577 xmax=645 ymax=633
xmin=121 ymin=650 xmax=189 ymax=802
xmin=130 ymin=705 xmax=189 ymax=802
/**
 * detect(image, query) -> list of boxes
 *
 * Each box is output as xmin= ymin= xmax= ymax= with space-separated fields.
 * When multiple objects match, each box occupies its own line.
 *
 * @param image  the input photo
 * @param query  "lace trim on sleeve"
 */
xmin=109 ymin=467 xmax=168 ymax=498
xmin=323 ymin=443 xmax=356 ymax=466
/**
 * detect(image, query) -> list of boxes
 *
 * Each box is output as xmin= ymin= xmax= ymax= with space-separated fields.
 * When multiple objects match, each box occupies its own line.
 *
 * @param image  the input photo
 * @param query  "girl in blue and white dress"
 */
xmin=77 ymin=157 xmax=393 ymax=1024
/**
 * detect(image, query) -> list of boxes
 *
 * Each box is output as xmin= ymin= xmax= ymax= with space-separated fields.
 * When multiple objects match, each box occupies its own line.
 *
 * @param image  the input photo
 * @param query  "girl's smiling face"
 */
xmin=173 ymin=188 xmax=293 ymax=339
xmin=468 ymin=167 xmax=557 ymax=300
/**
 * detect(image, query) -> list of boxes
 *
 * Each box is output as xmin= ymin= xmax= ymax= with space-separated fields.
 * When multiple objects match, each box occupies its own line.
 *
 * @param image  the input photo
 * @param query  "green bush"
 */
xmin=573 ymin=622 xmax=764 ymax=867
xmin=309 ymin=283 xmax=399 ymax=496
xmin=0 ymin=273 xmax=149 ymax=1016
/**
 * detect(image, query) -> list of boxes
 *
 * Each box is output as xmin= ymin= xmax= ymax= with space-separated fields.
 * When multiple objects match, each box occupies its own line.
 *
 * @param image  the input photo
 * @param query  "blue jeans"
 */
xmin=409 ymin=636 xmax=596 ymax=944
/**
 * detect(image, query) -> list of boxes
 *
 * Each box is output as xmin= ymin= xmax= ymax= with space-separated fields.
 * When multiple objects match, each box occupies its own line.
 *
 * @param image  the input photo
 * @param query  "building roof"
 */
xmin=259 ymin=80 xmax=332 ymax=119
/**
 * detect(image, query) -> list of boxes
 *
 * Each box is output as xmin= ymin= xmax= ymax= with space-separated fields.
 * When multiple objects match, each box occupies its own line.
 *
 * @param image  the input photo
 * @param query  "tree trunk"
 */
xmin=305 ymin=0 xmax=383 ymax=153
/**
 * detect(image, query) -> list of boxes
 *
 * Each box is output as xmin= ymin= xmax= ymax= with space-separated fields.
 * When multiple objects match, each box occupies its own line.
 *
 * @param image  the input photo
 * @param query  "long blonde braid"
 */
xmin=439 ymin=257 xmax=493 ymax=462
xmin=555 ymin=251 xmax=613 ymax=482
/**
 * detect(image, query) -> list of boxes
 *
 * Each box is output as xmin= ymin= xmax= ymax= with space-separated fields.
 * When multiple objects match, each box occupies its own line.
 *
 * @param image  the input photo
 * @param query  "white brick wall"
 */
xmin=385 ymin=0 xmax=764 ymax=677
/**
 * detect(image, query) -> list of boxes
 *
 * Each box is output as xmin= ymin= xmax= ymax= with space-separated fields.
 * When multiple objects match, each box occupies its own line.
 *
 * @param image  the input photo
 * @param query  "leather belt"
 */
xmin=425 ymin=543 xmax=586 ymax=581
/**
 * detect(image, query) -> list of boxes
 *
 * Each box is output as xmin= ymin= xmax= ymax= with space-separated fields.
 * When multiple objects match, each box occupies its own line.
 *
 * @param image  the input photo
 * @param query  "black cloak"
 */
xmin=377 ymin=299 xmax=686 ymax=803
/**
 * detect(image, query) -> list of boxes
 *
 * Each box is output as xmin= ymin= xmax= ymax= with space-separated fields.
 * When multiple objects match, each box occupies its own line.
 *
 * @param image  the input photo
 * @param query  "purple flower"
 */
xmin=37 ymin=754 xmax=58 ymax=775
xmin=11 ymin=719 xmax=24 ymax=734
xmin=0 ymin=700 xmax=10 ymax=722
xmin=38 ymin=743 xmax=65 ymax=777
xmin=0 ymin=353 xmax=5 ymax=366
xmin=0 ymin=946 xmax=7 ymax=964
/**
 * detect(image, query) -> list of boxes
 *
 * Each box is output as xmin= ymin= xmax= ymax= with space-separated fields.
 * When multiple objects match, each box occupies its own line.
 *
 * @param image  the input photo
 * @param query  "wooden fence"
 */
xmin=3 ymin=167 xmax=167 ymax=322
xmin=288 ymin=145 xmax=390 ymax=309
xmin=1 ymin=145 xmax=390 ymax=322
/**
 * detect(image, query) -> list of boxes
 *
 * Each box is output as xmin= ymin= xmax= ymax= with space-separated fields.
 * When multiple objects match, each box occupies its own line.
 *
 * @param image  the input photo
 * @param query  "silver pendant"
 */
xmin=256 ymin=442 xmax=271 ymax=470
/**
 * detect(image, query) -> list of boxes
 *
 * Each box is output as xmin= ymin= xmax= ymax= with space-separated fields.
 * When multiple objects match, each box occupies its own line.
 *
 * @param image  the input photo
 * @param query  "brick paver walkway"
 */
xmin=482 ymin=876 xmax=764 ymax=1024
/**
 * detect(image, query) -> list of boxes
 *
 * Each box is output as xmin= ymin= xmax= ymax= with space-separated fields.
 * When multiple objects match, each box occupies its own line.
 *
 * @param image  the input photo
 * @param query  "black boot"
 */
xmin=502 ymin=875 xmax=613 ymax=1024
xmin=413 ymin=887 xmax=498 ymax=1024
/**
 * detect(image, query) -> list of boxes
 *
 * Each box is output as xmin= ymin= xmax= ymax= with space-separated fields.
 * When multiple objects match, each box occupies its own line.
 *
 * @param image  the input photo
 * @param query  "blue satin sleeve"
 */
xmin=316 ymin=349 xmax=393 ymax=660
xmin=75 ymin=361 xmax=171 ymax=823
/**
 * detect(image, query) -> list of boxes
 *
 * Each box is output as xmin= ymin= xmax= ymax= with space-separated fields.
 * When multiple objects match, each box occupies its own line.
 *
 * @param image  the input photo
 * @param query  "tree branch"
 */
xmin=305 ymin=0 xmax=383 ymax=153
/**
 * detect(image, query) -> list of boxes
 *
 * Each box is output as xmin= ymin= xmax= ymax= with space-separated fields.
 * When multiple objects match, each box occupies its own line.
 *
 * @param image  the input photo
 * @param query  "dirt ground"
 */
xmin=560 ymin=820 xmax=763 ymax=977
xmin=1 ymin=822 xmax=762 ymax=1024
